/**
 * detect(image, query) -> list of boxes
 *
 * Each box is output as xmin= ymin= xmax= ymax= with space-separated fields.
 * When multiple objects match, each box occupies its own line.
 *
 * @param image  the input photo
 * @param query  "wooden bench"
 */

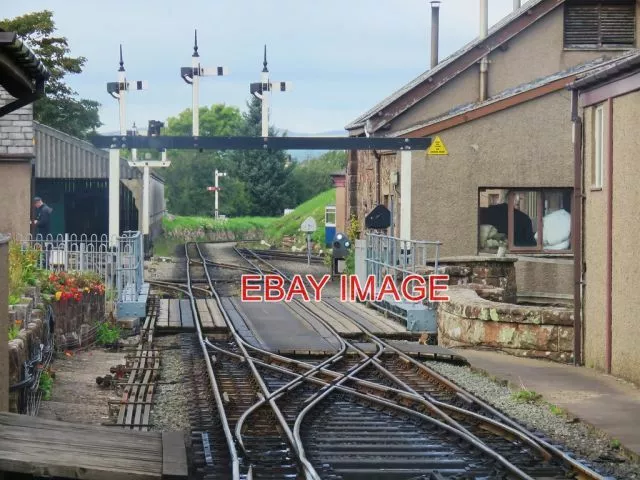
xmin=0 ymin=413 xmax=187 ymax=480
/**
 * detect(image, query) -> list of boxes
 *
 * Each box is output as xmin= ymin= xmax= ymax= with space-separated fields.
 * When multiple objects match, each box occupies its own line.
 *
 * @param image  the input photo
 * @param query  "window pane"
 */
xmin=478 ymin=188 xmax=509 ymax=253
xmin=513 ymin=191 xmax=538 ymax=247
xmin=542 ymin=190 xmax=572 ymax=250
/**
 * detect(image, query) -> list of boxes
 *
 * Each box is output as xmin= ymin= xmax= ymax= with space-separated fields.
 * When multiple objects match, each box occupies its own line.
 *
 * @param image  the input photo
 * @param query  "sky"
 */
xmin=5 ymin=0 xmax=522 ymax=134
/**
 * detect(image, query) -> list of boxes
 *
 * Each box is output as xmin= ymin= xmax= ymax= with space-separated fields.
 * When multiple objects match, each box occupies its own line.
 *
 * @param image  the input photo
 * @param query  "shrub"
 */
xmin=40 ymin=271 xmax=105 ymax=303
xmin=38 ymin=369 xmax=54 ymax=401
xmin=8 ymin=241 xmax=41 ymax=300
xmin=96 ymin=321 xmax=120 ymax=345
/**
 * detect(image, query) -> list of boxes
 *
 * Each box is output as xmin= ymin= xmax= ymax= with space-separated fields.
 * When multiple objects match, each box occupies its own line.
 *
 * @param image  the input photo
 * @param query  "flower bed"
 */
xmin=39 ymin=271 xmax=106 ymax=349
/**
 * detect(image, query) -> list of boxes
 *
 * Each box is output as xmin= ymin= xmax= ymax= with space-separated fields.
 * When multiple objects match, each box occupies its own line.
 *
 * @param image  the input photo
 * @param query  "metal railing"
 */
xmin=116 ymin=231 xmax=145 ymax=303
xmin=14 ymin=232 xmax=147 ymax=316
xmin=365 ymin=232 xmax=442 ymax=299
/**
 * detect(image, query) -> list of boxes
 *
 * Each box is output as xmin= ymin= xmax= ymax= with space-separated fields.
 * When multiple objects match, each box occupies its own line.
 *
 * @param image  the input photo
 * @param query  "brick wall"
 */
xmin=0 ymin=86 xmax=34 ymax=156
xmin=0 ymin=85 xmax=34 ymax=235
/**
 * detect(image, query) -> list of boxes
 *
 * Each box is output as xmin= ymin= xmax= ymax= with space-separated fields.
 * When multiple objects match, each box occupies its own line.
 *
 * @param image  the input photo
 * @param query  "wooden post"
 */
xmin=0 ymin=235 xmax=9 ymax=412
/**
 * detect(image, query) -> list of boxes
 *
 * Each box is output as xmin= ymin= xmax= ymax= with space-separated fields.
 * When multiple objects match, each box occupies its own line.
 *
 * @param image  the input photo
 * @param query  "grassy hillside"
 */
xmin=265 ymin=189 xmax=336 ymax=246
xmin=152 ymin=189 xmax=336 ymax=256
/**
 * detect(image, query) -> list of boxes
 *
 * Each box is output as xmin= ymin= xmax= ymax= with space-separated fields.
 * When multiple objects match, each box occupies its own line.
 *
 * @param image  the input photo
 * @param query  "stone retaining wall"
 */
xmin=51 ymin=294 xmax=104 ymax=350
xmin=7 ymin=288 xmax=46 ymax=412
xmin=419 ymin=256 xmax=518 ymax=303
xmin=438 ymin=286 xmax=574 ymax=363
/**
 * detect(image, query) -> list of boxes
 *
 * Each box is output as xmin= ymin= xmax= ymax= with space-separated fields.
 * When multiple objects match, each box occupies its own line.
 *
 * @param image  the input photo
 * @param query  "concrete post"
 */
xmin=400 ymin=150 xmax=412 ymax=240
xmin=0 ymin=235 xmax=9 ymax=412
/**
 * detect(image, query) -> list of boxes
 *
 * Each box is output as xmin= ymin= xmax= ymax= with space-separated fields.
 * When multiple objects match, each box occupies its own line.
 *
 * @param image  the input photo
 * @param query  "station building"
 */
xmin=346 ymin=0 xmax=640 ymax=305
xmin=569 ymin=51 xmax=640 ymax=384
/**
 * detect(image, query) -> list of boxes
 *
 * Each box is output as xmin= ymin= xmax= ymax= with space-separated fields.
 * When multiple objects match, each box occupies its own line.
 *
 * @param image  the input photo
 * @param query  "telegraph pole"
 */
xmin=181 ymin=29 xmax=228 ymax=136
xmin=250 ymin=45 xmax=292 ymax=137
xmin=106 ymin=45 xmax=147 ymax=244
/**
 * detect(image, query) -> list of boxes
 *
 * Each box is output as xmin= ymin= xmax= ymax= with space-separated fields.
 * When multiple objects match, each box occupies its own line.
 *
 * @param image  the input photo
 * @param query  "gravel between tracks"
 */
xmin=149 ymin=335 xmax=191 ymax=432
xmin=424 ymin=360 xmax=640 ymax=479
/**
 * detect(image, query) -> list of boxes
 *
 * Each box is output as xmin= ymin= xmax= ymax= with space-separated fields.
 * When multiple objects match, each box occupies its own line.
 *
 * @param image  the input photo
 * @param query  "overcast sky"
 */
xmin=6 ymin=0 xmax=521 ymax=134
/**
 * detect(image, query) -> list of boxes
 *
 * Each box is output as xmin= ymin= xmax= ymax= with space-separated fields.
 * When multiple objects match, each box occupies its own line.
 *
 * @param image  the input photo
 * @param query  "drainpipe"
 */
xmin=373 ymin=150 xmax=382 ymax=205
xmin=430 ymin=1 xmax=441 ymax=69
xmin=606 ymin=99 xmax=614 ymax=374
xmin=479 ymin=0 xmax=489 ymax=101
xmin=513 ymin=0 xmax=521 ymax=10
xmin=571 ymin=89 xmax=583 ymax=366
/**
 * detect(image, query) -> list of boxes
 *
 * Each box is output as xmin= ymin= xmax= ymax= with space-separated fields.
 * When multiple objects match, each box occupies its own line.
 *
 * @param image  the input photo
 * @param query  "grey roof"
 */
xmin=0 ymin=29 xmax=49 ymax=82
xmin=345 ymin=0 xmax=552 ymax=131
xmin=34 ymin=122 xmax=164 ymax=182
xmin=391 ymin=56 xmax=613 ymax=137
xmin=569 ymin=49 xmax=640 ymax=90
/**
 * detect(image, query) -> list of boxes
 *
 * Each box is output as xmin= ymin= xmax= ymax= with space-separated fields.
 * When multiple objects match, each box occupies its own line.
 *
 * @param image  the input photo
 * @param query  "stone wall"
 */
xmin=437 ymin=286 xmax=574 ymax=363
xmin=0 ymin=85 xmax=34 ymax=236
xmin=7 ymin=287 xmax=47 ymax=412
xmin=419 ymin=256 xmax=518 ymax=303
xmin=51 ymin=294 xmax=104 ymax=349
xmin=0 ymin=86 xmax=34 ymax=156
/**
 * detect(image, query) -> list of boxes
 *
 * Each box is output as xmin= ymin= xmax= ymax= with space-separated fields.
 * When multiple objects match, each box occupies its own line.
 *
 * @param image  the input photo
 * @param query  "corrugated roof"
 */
xmin=391 ymin=56 xmax=612 ymax=137
xmin=34 ymin=123 xmax=164 ymax=183
xmin=345 ymin=0 xmax=554 ymax=131
xmin=569 ymin=49 xmax=640 ymax=90
xmin=0 ymin=28 xmax=49 ymax=82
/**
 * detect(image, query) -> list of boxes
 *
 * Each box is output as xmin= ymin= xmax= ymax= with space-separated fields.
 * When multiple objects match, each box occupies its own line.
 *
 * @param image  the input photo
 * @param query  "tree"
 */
xmin=288 ymin=150 xmax=347 ymax=204
xmin=230 ymin=97 xmax=296 ymax=216
xmin=0 ymin=10 xmax=102 ymax=138
xmin=162 ymin=105 xmax=250 ymax=216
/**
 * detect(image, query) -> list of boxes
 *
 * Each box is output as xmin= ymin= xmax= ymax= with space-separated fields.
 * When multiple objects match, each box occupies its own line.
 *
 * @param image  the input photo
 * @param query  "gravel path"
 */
xmin=149 ymin=335 xmax=191 ymax=433
xmin=425 ymin=360 xmax=640 ymax=479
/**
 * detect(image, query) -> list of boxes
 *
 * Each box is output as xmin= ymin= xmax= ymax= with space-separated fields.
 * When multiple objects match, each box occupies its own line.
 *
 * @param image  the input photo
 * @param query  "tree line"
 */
xmin=2 ymin=10 xmax=346 ymax=218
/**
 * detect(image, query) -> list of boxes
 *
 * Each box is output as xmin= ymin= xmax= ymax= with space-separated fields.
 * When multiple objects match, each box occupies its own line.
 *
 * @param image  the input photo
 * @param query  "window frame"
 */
xmin=563 ymin=0 xmax=637 ymax=50
xmin=592 ymin=104 xmax=605 ymax=189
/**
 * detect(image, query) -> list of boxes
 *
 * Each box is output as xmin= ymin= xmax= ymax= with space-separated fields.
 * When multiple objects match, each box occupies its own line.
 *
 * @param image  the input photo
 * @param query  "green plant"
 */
xmin=8 ymin=294 xmax=21 ymax=306
xmin=548 ymin=404 xmax=564 ymax=415
xmin=39 ymin=369 xmax=54 ymax=401
xmin=347 ymin=213 xmax=361 ymax=241
xmin=96 ymin=321 xmax=121 ymax=345
xmin=8 ymin=323 xmax=21 ymax=341
xmin=611 ymin=439 xmax=621 ymax=449
xmin=511 ymin=387 xmax=541 ymax=403
xmin=8 ymin=240 xmax=41 ymax=301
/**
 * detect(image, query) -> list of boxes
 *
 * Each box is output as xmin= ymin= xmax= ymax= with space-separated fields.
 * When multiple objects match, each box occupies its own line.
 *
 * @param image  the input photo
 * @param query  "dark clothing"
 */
xmin=34 ymin=204 xmax=53 ymax=236
xmin=479 ymin=203 xmax=536 ymax=247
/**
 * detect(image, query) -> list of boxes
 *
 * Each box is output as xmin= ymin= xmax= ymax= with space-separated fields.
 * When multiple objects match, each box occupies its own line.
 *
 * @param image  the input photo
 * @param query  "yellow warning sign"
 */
xmin=426 ymin=136 xmax=448 ymax=156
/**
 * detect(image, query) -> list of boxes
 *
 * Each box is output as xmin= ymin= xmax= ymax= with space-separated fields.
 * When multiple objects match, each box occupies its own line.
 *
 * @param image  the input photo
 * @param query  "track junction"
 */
xmin=141 ymin=241 xmax=607 ymax=480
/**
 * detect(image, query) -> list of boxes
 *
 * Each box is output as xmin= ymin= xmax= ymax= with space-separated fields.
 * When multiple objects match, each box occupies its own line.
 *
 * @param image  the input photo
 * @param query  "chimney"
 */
xmin=513 ymin=0 xmax=521 ymax=11
xmin=430 ymin=1 xmax=441 ymax=69
xmin=479 ymin=0 xmax=489 ymax=101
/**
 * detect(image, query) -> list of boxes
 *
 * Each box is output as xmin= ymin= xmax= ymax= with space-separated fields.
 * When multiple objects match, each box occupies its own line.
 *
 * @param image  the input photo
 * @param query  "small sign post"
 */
xmin=300 ymin=216 xmax=317 ymax=266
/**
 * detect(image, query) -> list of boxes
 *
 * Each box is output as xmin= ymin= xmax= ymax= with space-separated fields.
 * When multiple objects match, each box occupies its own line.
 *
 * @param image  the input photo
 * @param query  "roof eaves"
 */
xmin=569 ymin=49 xmax=640 ymax=90
xmin=391 ymin=56 xmax=611 ymax=137
xmin=0 ymin=30 xmax=49 ymax=82
xmin=345 ymin=0 xmax=554 ymax=131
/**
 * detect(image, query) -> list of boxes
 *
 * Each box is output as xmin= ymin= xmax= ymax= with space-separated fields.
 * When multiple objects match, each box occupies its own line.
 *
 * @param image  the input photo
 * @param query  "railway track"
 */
xmin=160 ymin=241 xmax=607 ymax=479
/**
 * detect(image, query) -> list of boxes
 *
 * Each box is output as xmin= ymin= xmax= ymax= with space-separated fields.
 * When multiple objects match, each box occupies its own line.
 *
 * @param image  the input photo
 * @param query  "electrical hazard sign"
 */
xmin=426 ymin=136 xmax=448 ymax=156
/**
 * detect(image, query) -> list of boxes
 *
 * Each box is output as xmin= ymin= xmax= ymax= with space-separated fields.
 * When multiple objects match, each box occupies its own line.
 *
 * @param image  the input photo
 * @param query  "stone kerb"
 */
xmin=437 ymin=286 xmax=574 ymax=363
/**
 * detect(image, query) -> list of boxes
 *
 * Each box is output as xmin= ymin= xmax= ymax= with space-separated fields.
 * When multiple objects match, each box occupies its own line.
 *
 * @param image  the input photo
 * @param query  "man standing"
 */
xmin=31 ymin=197 xmax=53 ymax=237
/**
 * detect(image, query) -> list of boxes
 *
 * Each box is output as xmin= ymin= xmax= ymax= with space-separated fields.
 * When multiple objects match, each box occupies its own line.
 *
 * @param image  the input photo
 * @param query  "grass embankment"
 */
xmin=153 ymin=189 xmax=336 ymax=257
xmin=155 ymin=216 xmax=277 ymax=256
xmin=264 ymin=189 xmax=335 ymax=247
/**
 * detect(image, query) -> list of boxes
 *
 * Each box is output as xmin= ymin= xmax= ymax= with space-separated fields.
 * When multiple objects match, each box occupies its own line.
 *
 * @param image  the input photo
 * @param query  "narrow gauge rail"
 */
xmin=228 ymin=246 xmax=607 ymax=480
xmin=185 ymin=244 xmax=530 ymax=479
xmin=238 ymin=248 xmax=325 ymax=265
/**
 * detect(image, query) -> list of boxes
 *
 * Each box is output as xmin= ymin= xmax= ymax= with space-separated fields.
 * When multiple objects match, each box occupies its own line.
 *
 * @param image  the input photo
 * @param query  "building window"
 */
xmin=564 ymin=1 xmax=636 ymax=49
xmin=593 ymin=104 xmax=605 ymax=189
xmin=478 ymin=188 xmax=572 ymax=253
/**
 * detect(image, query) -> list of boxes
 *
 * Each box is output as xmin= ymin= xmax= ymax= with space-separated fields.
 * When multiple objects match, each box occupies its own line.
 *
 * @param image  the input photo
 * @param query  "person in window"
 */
xmin=31 ymin=197 xmax=53 ymax=238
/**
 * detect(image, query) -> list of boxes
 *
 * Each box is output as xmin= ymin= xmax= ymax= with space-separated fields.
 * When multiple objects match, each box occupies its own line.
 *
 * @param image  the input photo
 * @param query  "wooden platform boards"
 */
xmin=323 ymin=299 xmax=414 ymax=338
xmin=157 ymin=298 xmax=228 ymax=333
xmin=0 ymin=412 xmax=187 ymax=480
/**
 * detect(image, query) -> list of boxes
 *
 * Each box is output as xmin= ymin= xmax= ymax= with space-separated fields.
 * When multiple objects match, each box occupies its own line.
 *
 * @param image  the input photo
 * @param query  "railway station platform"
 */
xmin=459 ymin=349 xmax=640 ymax=456
xmin=0 ymin=412 xmax=188 ymax=479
